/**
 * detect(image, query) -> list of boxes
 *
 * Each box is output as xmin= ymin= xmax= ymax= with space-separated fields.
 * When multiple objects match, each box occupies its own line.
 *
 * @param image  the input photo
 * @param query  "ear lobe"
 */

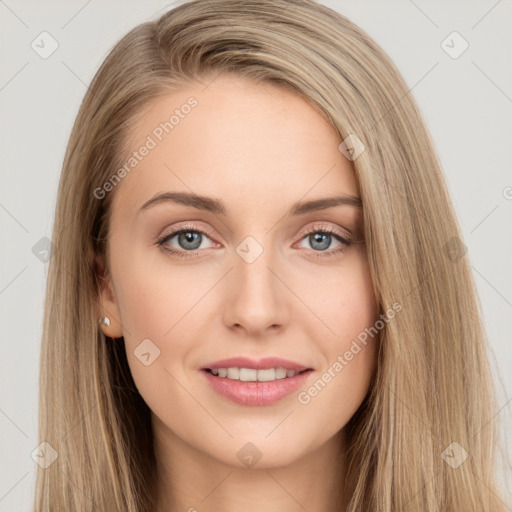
xmin=93 ymin=253 xmax=124 ymax=339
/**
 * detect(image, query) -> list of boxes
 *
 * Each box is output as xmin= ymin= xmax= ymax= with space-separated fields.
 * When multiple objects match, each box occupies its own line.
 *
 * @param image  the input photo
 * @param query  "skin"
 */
xmin=96 ymin=74 xmax=379 ymax=512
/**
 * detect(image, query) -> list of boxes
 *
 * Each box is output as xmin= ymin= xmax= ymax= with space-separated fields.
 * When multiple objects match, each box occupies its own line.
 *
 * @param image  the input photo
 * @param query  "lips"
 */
xmin=202 ymin=368 xmax=312 ymax=406
xmin=200 ymin=356 xmax=314 ymax=406
xmin=201 ymin=356 xmax=312 ymax=372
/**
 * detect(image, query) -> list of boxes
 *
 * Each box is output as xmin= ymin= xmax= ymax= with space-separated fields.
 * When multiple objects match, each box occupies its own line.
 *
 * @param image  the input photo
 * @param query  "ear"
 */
xmin=93 ymin=252 xmax=124 ymax=339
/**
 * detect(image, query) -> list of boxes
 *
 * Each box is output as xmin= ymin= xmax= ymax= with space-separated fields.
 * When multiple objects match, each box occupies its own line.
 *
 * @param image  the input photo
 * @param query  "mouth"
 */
xmin=202 ymin=367 xmax=312 ymax=382
xmin=201 ymin=359 xmax=314 ymax=406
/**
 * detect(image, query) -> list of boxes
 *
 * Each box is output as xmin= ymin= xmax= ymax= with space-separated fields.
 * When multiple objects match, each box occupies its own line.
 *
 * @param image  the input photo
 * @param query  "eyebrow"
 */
xmin=137 ymin=191 xmax=362 ymax=217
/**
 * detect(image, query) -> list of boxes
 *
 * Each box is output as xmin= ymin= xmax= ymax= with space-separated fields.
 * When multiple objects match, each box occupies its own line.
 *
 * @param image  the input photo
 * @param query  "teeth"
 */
xmin=227 ymin=367 xmax=239 ymax=379
xmin=209 ymin=367 xmax=300 ymax=381
xmin=275 ymin=368 xmax=288 ymax=379
xmin=239 ymin=368 xmax=257 ymax=381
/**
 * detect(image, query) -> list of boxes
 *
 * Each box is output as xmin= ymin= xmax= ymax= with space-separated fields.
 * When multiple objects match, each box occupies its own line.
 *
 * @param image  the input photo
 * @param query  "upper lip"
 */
xmin=201 ymin=357 xmax=312 ymax=372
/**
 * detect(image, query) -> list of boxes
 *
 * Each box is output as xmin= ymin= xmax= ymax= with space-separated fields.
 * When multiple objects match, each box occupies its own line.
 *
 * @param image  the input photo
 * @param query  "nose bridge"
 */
xmin=224 ymin=234 xmax=287 ymax=333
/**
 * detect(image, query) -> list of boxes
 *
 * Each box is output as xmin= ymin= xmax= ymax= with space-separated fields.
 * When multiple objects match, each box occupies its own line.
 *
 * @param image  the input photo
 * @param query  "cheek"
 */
xmin=112 ymin=267 xmax=194 ymax=417
xmin=331 ymin=256 xmax=379 ymax=387
xmin=110 ymin=250 xmax=221 ymax=389
xmin=295 ymin=250 xmax=378 ymax=346
xmin=336 ymin=264 xmax=378 ymax=344
xmin=296 ymin=341 xmax=378 ymax=444
xmin=112 ymin=245 xmax=214 ymax=339
xmin=294 ymin=253 xmax=379 ymax=420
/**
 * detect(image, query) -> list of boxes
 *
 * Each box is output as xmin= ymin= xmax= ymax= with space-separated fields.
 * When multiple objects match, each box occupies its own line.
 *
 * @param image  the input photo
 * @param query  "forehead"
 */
xmin=109 ymin=75 xmax=358 ymax=222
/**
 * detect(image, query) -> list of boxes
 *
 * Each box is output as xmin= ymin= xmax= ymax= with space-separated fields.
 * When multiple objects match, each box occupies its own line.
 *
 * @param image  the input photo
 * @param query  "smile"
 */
xmin=202 ymin=368 xmax=313 ymax=406
xmin=206 ymin=367 xmax=307 ymax=381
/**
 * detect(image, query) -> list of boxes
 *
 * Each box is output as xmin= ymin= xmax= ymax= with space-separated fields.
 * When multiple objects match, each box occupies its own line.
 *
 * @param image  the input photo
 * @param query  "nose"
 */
xmin=222 ymin=242 xmax=289 ymax=337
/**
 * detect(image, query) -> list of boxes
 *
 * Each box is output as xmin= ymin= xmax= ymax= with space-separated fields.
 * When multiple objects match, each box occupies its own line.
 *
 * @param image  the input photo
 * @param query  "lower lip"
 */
xmin=202 ymin=369 xmax=312 ymax=406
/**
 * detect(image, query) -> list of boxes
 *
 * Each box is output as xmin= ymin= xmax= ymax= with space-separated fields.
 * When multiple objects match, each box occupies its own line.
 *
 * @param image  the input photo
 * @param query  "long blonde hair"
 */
xmin=35 ymin=0 xmax=506 ymax=510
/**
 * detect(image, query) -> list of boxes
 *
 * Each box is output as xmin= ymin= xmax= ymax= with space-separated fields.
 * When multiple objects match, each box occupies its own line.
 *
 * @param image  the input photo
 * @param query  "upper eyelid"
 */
xmin=159 ymin=222 xmax=216 ymax=241
xmin=301 ymin=223 xmax=351 ymax=238
xmin=160 ymin=221 xmax=352 ymax=239
xmin=158 ymin=222 xmax=355 ymax=248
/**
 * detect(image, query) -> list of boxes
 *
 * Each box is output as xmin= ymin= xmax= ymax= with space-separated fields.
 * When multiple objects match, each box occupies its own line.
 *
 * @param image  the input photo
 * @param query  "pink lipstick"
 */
xmin=201 ymin=356 xmax=313 ymax=406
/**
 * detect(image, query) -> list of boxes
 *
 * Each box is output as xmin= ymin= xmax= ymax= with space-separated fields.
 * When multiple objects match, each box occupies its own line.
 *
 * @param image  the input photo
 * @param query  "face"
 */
xmin=96 ymin=74 xmax=379 ymax=469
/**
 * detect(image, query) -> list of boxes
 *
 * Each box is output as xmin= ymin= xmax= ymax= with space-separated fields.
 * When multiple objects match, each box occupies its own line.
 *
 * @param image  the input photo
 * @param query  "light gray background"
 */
xmin=1 ymin=1 xmax=511 ymax=510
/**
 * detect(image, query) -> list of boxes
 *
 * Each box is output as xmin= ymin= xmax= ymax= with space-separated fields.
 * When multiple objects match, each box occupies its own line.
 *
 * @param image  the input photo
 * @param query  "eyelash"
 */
xmin=156 ymin=223 xmax=353 ymax=260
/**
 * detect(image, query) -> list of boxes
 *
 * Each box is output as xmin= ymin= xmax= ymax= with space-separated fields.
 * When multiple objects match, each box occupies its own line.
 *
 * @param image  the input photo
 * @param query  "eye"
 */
xmin=156 ymin=223 xmax=354 ymax=259
xmin=156 ymin=224 xmax=217 ymax=258
xmin=295 ymin=225 xmax=352 ymax=259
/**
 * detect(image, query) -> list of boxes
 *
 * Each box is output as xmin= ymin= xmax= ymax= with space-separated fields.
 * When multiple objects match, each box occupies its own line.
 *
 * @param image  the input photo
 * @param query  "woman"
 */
xmin=34 ymin=0 xmax=507 ymax=510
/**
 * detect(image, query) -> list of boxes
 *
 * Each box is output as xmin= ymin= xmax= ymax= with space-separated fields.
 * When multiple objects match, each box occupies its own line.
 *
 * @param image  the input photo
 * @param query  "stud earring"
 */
xmin=98 ymin=316 xmax=111 ymax=327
